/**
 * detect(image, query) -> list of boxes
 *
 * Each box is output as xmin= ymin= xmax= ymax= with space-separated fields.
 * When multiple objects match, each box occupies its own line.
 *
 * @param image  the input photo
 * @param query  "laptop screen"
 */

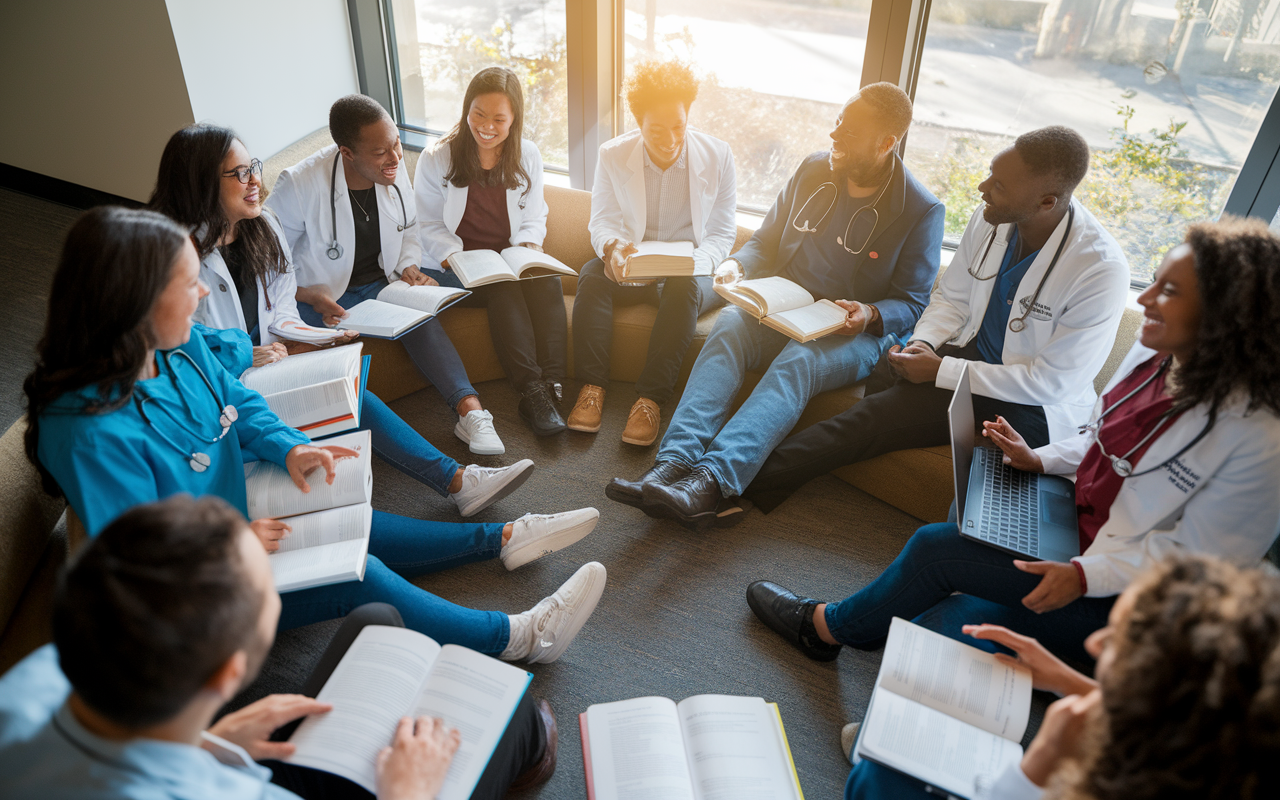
xmin=948 ymin=363 xmax=975 ymax=520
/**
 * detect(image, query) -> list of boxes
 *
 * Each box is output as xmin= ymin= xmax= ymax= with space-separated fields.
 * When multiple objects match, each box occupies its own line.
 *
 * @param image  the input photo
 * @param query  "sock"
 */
xmin=500 ymin=612 xmax=531 ymax=661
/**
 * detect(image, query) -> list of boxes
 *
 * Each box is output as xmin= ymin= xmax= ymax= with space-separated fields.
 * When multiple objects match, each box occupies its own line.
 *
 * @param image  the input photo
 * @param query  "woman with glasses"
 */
xmin=413 ymin=67 xmax=567 ymax=436
xmin=149 ymin=122 xmax=546 ymax=521
xmin=748 ymin=216 xmax=1280 ymax=670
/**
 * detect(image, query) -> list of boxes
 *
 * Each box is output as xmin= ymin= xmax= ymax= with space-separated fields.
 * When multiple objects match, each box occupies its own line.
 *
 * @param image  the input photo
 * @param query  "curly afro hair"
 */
xmin=623 ymin=59 xmax=699 ymax=125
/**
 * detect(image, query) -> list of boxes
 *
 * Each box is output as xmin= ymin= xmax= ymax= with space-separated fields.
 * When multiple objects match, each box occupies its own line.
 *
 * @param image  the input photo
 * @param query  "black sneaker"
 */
xmin=520 ymin=381 xmax=567 ymax=436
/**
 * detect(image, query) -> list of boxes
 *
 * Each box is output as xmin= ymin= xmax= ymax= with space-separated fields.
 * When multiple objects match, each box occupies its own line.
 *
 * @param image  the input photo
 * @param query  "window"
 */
xmin=387 ymin=0 xmax=569 ymax=169
xmin=621 ymin=0 xmax=873 ymax=211
xmin=903 ymin=0 xmax=1280 ymax=284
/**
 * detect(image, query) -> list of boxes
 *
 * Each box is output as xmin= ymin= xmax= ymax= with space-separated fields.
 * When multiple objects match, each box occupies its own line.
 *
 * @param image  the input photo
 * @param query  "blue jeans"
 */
xmin=361 ymin=390 xmax=459 ymax=497
xmin=278 ymin=511 xmax=510 ymax=654
xmin=825 ymin=523 xmax=1115 ymax=666
xmin=657 ymin=305 xmax=894 ymax=495
xmin=845 ymin=760 xmax=934 ymax=799
xmin=299 ymin=279 xmax=477 ymax=410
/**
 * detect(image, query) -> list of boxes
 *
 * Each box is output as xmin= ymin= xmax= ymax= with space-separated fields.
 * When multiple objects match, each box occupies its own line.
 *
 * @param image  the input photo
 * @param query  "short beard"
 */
xmin=981 ymin=202 xmax=1034 ymax=227
xmin=837 ymin=153 xmax=891 ymax=189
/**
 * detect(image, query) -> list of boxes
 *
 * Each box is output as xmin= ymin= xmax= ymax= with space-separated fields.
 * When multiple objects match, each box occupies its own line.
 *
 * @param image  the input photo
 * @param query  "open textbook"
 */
xmin=240 ymin=344 xmax=368 ymax=439
xmin=287 ymin=625 xmax=532 ymax=800
xmin=445 ymin=246 xmax=577 ymax=288
xmin=580 ymin=694 xmax=804 ymax=800
xmin=853 ymin=618 xmax=1032 ymax=799
xmin=338 ymin=282 xmax=471 ymax=339
xmin=244 ymin=430 xmax=374 ymax=592
xmin=714 ymin=276 xmax=848 ymax=343
xmin=266 ymin=318 xmax=349 ymax=345
xmin=622 ymin=241 xmax=702 ymax=279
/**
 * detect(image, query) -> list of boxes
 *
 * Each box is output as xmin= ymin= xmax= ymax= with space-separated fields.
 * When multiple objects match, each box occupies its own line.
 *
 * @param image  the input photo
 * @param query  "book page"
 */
xmin=244 ymin=430 xmax=372 ymax=519
xmin=765 ymin=299 xmax=848 ymax=342
xmin=338 ymin=299 xmax=430 ymax=337
xmin=500 ymin=245 xmax=576 ymax=279
xmin=267 ymin=318 xmax=348 ymax=345
xmin=585 ymin=697 xmax=695 ymax=800
xmin=407 ymin=645 xmax=532 ymax=800
xmin=288 ymin=626 xmax=441 ymax=793
xmin=676 ymin=695 xmax=802 ymax=800
xmin=713 ymin=283 xmax=766 ymax=317
xmin=446 ymin=250 xmax=516 ymax=287
xmin=376 ymin=281 xmax=470 ymax=315
xmin=878 ymin=618 xmax=1032 ymax=741
xmin=241 ymin=344 xmax=362 ymax=398
xmin=257 ymin=380 xmax=353 ymax=432
xmin=626 ymin=241 xmax=701 ymax=279
xmin=735 ymin=277 xmax=815 ymax=316
xmin=857 ymin=691 xmax=1022 ymax=800
xmin=633 ymin=240 xmax=695 ymax=259
xmin=270 ymin=537 xmax=369 ymax=593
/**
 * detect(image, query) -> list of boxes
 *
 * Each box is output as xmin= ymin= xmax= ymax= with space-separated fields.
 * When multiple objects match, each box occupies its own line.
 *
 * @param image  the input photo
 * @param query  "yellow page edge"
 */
xmin=769 ymin=702 xmax=805 ymax=800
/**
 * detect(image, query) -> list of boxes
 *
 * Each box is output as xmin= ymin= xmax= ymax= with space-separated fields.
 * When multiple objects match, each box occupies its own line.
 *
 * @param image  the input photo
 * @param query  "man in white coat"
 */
xmin=566 ymin=59 xmax=736 ymax=446
xmin=267 ymin=95 xmax=505 ymax=455
xmin=746 ymin=126 xmax=1131 ymax=512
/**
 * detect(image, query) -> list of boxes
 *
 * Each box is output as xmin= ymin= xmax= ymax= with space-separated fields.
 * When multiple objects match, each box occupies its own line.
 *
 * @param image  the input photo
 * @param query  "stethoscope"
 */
xmin=969 ymin=204 xmax=1075 ymax=333
xmin=133 ymin=350 xmax=238 ymax=473
xmin=789 ymin=159 xmax=894 ymax=256
xmin=326 ymin=154 xmax=414 ymax=260
xmin=1080 ymin=356 xmax=1215 ymax=478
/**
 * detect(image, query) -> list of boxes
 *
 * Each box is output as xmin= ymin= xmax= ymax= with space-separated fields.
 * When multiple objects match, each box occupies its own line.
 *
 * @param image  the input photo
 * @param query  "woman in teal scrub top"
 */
xmin=23 ymin=207 xmax=603 ymax=664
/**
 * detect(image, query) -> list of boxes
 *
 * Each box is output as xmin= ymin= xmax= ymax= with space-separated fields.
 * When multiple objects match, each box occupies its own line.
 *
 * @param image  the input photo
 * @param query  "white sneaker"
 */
xmin=500 ymin=507 xmax=599 ymax=570
xmin=455 ymin=409 xmax=505 ymax=455
xmin=451 ymin=460 xmax=535 ymax=518
xmin=504 ymin=562 xmax=607 ymax=664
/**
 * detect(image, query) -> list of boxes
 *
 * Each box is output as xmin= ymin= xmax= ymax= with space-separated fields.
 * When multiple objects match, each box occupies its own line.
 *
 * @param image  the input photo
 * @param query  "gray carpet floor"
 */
xmin=0 ymin=187 xmax=1048 ymax=799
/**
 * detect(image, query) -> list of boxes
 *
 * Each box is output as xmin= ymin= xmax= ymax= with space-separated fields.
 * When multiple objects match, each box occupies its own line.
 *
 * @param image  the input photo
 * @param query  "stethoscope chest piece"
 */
xmin=1008 ymin=318 xmax=1027 ymax=333
xmin=1110 ymin=457 xmax=1134 ymax=477
xmin=190 ymin=452 xmax=212 ymax=473
xmin=219 ymin=405 xmax=239 ymax=430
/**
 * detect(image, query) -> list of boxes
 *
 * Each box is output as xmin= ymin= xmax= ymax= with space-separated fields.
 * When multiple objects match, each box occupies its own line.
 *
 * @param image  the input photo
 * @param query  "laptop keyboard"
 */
xmin=976 ymin=448 xmax=1040 ymax=554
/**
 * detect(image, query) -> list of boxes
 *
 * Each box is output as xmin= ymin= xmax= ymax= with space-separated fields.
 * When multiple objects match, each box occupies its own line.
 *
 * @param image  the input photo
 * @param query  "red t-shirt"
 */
xmin=1075 ymin=356 xmax=1182 ymax=551
xmin=454 ymin=173 xmax=512 ymax=254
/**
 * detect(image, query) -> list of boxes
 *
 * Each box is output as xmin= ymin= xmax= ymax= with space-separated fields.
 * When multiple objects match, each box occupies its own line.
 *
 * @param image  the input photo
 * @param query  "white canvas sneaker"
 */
xmin=455 ymin=409 xmax=505 ymax=455
xmin=504 ymin=562 xmax=607 ymax=664
xmin=500 ymin=507 xmax=599 ymax=570
xmin=451 ymin=460 xmax=535 ymax=518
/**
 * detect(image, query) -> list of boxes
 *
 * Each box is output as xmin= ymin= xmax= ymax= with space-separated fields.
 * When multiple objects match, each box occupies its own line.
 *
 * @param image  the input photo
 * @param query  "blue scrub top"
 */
xmin=781 ymin=191 xmax=876 ymax=301
xmin=38 ymin=324 xmax=309 ymax=537
xmin=975 ymin=229 xmax=1040 ymax=364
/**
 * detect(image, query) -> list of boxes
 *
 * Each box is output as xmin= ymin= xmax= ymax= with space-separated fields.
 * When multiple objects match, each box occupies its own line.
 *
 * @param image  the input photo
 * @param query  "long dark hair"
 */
xmin=148 ymin=123 xmax=287 ymax=304
xmin=1176 ymin=216 xmax=1280 ymax=417
xmin=439 ymin=67 xmax=531 ymax=195
xmin=23 ymin=207 xmax=188 ymax=496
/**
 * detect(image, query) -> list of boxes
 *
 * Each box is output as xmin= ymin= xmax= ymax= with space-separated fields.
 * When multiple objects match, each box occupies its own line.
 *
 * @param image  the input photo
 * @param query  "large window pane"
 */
xmin=389 ymin=0 xmax=568 ymax=169
xmin=905 ymin=0 xmax=1280 ymax=283
xmin=622 ymin=0 xmax=873 ymax=210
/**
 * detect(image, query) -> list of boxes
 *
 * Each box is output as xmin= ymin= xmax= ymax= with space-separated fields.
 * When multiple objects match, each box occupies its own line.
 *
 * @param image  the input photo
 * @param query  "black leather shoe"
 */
xmin=605 ymin=460 xmax=692 ymax=509
xmin=519 ymin=382 xmax=567 ymax=435
xmin=746 ymin=581 xmax=843 ymax=661
xmin=641 ymin=466 xmax=751 ymax=529
xmin=509 ymin=698 xmax=558 ymax=791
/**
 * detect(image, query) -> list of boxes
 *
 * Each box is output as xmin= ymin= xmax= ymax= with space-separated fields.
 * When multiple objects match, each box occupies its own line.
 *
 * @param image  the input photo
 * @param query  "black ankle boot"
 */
xmin=520 ymin=381 xmax=567 ymax=435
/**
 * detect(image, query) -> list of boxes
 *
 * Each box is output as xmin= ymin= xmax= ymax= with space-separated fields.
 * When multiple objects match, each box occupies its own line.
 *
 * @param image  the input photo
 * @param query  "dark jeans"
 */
xmin=570 ymin=257 xmax=722 ymax=404
xmin=746 ymin=342 xmax=1051 ymax=512
xmin=824 ymin=523 xmax=1115 ymax=667
xmin=436 ymin=270 xmax=567 ymax=390
xmin=844 ymin=759 xmax=937 ymax=800
xmin=267 ymin=603 xmax=546 ymax=800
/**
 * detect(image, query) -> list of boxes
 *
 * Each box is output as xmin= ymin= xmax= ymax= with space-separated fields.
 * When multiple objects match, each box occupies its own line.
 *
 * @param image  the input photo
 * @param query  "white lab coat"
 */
xmin=413 ymin=138 xmax=547 ymax=270
xmin=588 ymin=128 xmax=737 ymax=274
xmin=1035 ymin=341 xmax=1280 ymax=597
xmin=912 ymin=201 xmax=1131 ymax=441
xmin=265 ymin=144 xmax=420 ymax=300
xmin=193 ymin=211 xmax=303 ymax=346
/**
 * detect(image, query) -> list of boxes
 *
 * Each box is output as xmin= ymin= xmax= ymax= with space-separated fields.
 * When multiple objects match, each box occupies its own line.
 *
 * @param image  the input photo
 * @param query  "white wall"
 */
xmin=164 ymin=0 xmax=359 ymax=160
xmin=0 ymin=1 xmax=196 ymax=201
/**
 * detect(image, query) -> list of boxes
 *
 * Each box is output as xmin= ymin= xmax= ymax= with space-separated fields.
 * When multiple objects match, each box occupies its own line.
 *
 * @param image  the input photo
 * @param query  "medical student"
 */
xmin=842 ymin=555 xmax=1280 ymax=800
xmin=150 ymin=123 xmax=533 ymax=518
xmin=414 ymin=67 xmax=567 ymax=436
xmin=0 ymin=496 xmax=561 ymax=799
xmin=25 ymin=206 xmax=607 ymax=664
xmin=567 ymin=59 xmax=735 ymax=447
xmin=747 ymin=216 xmax=1280 ymax=669
xmin=746 ymin=127 xmax=1130 ymax=513
xmin=608 ymin=82 xmax=944 ymax=528
xmin=266 ymin=95 xmax=506 ymax=456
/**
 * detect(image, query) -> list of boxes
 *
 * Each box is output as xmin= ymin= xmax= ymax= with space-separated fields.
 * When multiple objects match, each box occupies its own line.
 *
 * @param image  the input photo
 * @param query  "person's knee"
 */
xmin=900 ymin=523 xmax=963 ymax=564
xmin=346 ymin=602 xmax=404 ymax=629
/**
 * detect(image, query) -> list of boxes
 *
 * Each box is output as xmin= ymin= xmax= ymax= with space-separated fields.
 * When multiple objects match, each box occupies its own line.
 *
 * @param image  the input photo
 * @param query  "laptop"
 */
xmin=949 ymin=362 xmax=1080 ymax=562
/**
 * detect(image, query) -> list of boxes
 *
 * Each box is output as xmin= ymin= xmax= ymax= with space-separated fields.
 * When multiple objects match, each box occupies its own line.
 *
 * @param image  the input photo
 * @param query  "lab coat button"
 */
xmin=219 ymin=284 xmax=228 ymax=292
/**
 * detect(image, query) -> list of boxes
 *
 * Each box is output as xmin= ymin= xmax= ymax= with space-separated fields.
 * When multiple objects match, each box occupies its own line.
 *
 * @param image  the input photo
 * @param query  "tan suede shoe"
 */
xmin=566 ymin=384 xmax=605 ymax=432
xmin=621 ymin=397 xmax=661 ymax=446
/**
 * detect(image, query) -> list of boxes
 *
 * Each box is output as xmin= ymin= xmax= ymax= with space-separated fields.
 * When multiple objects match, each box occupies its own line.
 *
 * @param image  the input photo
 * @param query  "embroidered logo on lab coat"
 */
xmin=1017 ymin=296 xmax=1054 ymax=321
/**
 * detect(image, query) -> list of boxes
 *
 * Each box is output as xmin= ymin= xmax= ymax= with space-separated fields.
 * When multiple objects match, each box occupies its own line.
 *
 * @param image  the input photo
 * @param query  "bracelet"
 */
xmin=1071 ymin=559 xmax=1088 ymax=595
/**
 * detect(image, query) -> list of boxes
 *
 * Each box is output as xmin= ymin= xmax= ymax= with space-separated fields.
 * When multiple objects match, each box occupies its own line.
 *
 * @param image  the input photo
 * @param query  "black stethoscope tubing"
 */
xmin=969 ymin=204 xmax=1075 ymax=333
xmin=327 ymin=154 xmax=412 ymax=260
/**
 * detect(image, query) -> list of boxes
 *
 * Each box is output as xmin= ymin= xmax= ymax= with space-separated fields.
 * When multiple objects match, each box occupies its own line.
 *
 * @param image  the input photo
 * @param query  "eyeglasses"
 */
xmin=221 ymin=158 xmax=263 ymax=184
